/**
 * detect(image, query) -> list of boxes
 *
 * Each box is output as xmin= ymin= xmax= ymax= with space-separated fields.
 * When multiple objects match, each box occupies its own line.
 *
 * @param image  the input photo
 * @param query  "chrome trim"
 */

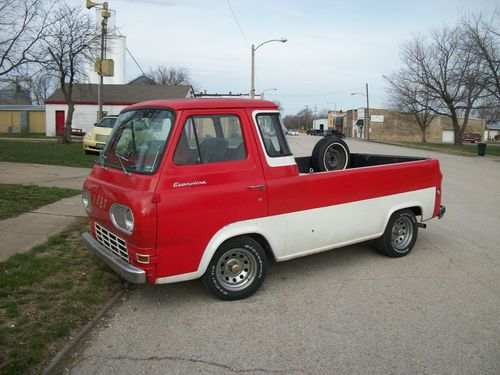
xmin=95 ymin=223 xmax=129 ymax=261
xmin=82 ymin=232 xmax=145 ymax=284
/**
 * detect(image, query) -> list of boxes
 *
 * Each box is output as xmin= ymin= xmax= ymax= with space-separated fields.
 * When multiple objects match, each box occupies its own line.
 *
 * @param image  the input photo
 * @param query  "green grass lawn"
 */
xmin=0 ymin=220 xmax=123 ymax=375
xmin=387 ymin=141 xmax=500 ymax=157
xmin=0 ymin=140 xmax=98 ymax=168
xmin=0 ymin=184 xmax=81 ymax=220
xmin=0 ymin=132 xmax=56 ymax=139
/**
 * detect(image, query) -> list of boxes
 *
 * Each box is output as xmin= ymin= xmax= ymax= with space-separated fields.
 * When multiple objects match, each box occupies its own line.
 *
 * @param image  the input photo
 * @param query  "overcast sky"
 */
xmin=85 ymin=0 xmax=497 ymax=115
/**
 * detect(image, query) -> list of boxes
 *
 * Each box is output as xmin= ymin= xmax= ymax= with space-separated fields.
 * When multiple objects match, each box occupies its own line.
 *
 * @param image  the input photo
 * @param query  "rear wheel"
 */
xmin=311 ymin=136 xmax=350 ymax=172
xmin=203 ymin=236 xmax=267 ymax=301
xmin=376 ymin=209 xmax=418 ymax=257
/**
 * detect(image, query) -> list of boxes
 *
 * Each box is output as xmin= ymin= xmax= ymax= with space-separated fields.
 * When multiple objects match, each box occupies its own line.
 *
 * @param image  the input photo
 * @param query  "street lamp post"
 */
xmin=261 ymin=88 xmax=277 ymax=99
xmin=250 ymin=38 xmax=287 ymax=99
xmin=86 ymin=0 xmax=111 ymax=122
xmin=350 ymin=83 xmax=370 ymax=140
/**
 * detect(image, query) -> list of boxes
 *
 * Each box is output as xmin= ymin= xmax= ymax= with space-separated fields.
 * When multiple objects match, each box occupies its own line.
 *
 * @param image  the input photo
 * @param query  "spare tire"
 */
xmin=311 ymin=136 xmax=350 ymax=171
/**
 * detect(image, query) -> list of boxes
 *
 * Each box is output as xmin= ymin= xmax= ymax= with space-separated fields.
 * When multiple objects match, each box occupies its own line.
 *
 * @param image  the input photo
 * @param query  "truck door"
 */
xmin=155 ymin=109 xmax=268 ymax=278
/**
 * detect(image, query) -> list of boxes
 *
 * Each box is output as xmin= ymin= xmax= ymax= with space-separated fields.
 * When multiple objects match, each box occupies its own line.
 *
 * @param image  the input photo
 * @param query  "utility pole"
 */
xmin=365 ymin=82 xmax=370 ymax=141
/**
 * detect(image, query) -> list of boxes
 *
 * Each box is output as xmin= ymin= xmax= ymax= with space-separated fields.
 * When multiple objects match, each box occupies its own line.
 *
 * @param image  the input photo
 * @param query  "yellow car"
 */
xmin=83 ymin=116 xmax=118 ymax=154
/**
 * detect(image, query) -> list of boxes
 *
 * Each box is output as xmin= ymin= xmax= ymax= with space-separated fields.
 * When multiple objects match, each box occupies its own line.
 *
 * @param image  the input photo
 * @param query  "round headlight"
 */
xmin=110 ymin=204 xmax=134 ymax=234
xmin=124 ymin=208 xmax=134 ymax=232
xmin=83 ymin=133 xmax=91 ymax=140
xmin=82 ymin=189 xmax=92 ymax=213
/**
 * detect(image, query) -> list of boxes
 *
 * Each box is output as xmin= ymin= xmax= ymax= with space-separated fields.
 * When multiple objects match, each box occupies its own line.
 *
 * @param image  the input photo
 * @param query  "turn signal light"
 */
xmin=136 ymin=254 xmax=150 ymax=264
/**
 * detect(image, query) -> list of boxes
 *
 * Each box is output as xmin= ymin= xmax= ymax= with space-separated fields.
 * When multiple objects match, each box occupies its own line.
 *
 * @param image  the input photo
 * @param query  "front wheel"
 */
xmin=376 ymin=209 xmax=418 ymax=257
xmin=203 ymin=236 xmax=267 ymax=301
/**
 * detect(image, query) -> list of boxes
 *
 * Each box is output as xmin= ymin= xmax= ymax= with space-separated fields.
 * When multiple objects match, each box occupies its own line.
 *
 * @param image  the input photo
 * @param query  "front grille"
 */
xmin=95 ymin=223 xmax=129 ymax=262
xmin=95 ymin=134 xmax=109 ymax=143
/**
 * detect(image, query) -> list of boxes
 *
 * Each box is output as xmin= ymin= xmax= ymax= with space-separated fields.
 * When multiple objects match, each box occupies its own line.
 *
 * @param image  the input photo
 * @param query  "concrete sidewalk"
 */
xmin=0 ymin=196 xmax=86 ymax=261
xmin=0 ymin=161 xmax=90 ymax=189
xmin=0 ymin=162 xmax=90 ymax=261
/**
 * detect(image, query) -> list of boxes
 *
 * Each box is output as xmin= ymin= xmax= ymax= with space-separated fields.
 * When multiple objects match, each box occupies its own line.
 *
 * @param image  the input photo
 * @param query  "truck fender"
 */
xmin=380 ymin=202 xmax=425 ymax=236
xmin=155 ymin=221 xmax=275 ymax=284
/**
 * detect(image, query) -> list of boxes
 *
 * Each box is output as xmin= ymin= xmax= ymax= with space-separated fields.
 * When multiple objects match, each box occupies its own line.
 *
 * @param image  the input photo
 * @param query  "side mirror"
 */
xmin=94 ymin=123 xmax=97 ymax=126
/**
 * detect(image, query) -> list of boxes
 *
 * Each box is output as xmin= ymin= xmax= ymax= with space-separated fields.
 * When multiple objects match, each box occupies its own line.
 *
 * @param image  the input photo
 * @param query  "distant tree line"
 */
xmin=283 ymin=106 xmax=329 ymax=130
xmin=385 ymin=10 xmax=500 ymax=145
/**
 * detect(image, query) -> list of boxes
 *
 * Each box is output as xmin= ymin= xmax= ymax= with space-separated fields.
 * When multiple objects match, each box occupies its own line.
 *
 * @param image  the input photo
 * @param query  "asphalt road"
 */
xmin=66 ymin=136 xmax=500 ymax=375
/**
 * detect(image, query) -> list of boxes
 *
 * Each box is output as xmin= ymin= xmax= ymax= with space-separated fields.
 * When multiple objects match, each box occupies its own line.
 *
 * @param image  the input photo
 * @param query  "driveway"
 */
xmin=66 ymin=137 xmax=500 ymax=375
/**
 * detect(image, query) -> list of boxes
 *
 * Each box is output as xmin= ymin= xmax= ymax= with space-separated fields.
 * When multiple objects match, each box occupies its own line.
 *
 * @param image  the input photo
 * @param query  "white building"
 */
xmin=44 ymin=83 xmax=194 ymax=136
xmin=312 ymin=118 xmax=328 ymax=131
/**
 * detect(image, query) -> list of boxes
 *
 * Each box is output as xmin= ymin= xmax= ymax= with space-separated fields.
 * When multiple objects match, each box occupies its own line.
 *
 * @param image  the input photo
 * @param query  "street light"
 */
xmin=86 ymin=0 xmax=111 ymax=122
xmin=350 ymin=83 xmax=370 ymax=140
xmin=250 ymin=38 xmax=287 ymax=99
xmin=261 ymin=88 xmax=277 ymax=99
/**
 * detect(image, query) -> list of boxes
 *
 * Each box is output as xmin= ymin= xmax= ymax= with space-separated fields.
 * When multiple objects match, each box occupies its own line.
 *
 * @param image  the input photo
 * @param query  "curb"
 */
xmin=41 ymin=288 xmax=128 ymax=375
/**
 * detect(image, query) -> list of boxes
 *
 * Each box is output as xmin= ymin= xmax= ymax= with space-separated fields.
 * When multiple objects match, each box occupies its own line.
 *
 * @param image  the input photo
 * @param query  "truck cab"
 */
xmin=82 ymin=99 xmax=445 ymax=300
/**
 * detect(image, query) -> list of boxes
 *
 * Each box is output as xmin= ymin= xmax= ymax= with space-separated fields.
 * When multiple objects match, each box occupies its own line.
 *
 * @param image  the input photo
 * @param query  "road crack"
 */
xmin=107 ymin=354 xmax=308 ymax=374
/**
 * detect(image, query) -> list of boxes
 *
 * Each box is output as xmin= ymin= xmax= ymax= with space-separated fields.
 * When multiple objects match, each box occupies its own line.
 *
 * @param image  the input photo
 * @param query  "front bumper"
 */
xmin=82 ymin=232 xmax=146 ymax=284
xmin=83 ymin=141 xmax=105 ymax=152
xmin=438 ymin=205 xmax=446 ymax=219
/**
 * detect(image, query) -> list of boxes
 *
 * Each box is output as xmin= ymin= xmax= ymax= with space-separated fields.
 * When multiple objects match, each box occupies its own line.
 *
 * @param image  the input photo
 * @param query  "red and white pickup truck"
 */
xmin=82 ymin=99 xmax=445 ymax=300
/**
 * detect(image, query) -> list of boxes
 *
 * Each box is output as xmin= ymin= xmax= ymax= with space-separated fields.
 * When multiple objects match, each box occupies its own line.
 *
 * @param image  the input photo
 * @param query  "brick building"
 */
xmin=328 ymin=108 xmax=485 ymax=143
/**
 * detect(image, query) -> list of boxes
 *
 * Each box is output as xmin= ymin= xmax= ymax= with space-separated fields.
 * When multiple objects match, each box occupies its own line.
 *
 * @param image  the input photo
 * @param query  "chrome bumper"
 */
xmin=82 ymin=232 xmax=146 ymax=284
xmin=438 ymin=205 xmax=446 ymax=219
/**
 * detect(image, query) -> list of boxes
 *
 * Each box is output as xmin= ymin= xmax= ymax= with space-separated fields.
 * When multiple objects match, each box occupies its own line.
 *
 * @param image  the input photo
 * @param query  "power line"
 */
xmin=275 ymin=87 xmax=365 ymax=97
xmin=225 ymin=0 xmax=250 ymax=46
xmin=126 ymin=47 xmax=145 ymax=76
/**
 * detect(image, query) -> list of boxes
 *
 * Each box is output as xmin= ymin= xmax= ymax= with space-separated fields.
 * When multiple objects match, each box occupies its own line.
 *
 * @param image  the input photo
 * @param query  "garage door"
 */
xmin=442 ymin=130 xmax=454 ymax=143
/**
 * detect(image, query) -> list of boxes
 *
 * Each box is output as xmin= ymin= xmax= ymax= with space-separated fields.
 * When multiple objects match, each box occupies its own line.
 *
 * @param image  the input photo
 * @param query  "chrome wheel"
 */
xmin=391 ymin=216 xmax=414 ymax=251
xmin=215 ymin=248 xmax=258 ymax=291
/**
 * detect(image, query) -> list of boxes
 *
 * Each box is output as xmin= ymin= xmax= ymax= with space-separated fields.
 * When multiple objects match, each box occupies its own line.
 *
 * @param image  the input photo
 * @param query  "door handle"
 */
xmin=247 ymin=184 xmax=265 ymax=191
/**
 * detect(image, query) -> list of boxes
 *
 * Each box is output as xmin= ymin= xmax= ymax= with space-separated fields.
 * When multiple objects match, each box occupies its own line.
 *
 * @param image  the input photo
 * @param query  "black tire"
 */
xmin=376 ymin=209 xmax=418 ymax=257
xmin=311 ymin=136 xmax=350 ymax=172
xmin=203 ymin=236 xmax=267 ymax=301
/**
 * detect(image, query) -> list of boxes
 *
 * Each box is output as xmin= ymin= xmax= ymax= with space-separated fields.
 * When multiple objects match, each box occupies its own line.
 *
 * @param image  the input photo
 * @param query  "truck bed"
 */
xmin=295 ymin=153 xmax=427 ymax=174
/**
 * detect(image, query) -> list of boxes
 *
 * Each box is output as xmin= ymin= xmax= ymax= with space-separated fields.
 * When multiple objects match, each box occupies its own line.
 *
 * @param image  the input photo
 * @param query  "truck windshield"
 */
xmin=102 ymin=108 xmax=175 ymax=174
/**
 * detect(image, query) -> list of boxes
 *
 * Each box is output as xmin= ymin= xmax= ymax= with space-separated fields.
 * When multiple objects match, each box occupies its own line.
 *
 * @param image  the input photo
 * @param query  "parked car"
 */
xmin=306 ymin=129 xmax=322 ymax=135
xmin=462 ymin=133 xmax=481 ymax=143
xmin=288 ymin=129 xmax=299 ymax=136
xmin=322 ymin=129 xmax=345 ymax=138
xmin=82 ymin=99 xmax=445 ymax=301
xmin=83 ymin=115 xmax=118 ymax=154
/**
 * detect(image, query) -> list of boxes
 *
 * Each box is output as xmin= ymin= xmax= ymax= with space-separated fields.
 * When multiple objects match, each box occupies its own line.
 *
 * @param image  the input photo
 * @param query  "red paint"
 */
xmin=55 ymin=111 xmax=65 ymax=135
xmin=83 ymin=99 xmax=443 ymax=282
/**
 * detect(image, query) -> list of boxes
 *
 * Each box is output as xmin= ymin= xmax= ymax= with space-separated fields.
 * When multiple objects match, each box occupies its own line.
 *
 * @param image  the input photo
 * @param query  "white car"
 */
xmin=288 ymin=129 xmax=299 ymax=136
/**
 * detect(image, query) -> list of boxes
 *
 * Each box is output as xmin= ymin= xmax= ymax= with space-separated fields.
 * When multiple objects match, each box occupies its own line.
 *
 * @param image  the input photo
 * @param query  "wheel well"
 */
xmin=245 ymin=233 xmax=276 ymax=261
xmin=407 ymin=206 xmax=422 ymax=219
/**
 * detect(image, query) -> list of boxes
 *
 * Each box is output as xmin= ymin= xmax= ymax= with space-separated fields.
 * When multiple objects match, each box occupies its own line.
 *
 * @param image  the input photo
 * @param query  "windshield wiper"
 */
xmin=115 ymin=153 xmax=131 ymax=176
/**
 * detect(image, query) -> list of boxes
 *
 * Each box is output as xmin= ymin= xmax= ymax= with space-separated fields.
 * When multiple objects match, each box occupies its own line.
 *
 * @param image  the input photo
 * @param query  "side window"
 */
xmin=173 ymin=114 xmax=247 ymax=165
xmin=256 ymin=113 xmax=291 ymax=157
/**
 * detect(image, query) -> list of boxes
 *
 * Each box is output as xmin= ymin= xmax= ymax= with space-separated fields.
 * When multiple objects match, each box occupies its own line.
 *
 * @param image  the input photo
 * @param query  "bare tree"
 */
xmin=397 ymin=27 xmax=489 ymax=145
xmin=147 ymin=65 xmax=195 ymax=87
xmin=385 ymin=71 xmax=437 ymax=143
xmin=40 ymin=3 xmax=99 ymax=143
xmin=0 ymin=0 xmax=49 ymax=77
xmin=461 ymin=10 xmax=500 ymax=101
